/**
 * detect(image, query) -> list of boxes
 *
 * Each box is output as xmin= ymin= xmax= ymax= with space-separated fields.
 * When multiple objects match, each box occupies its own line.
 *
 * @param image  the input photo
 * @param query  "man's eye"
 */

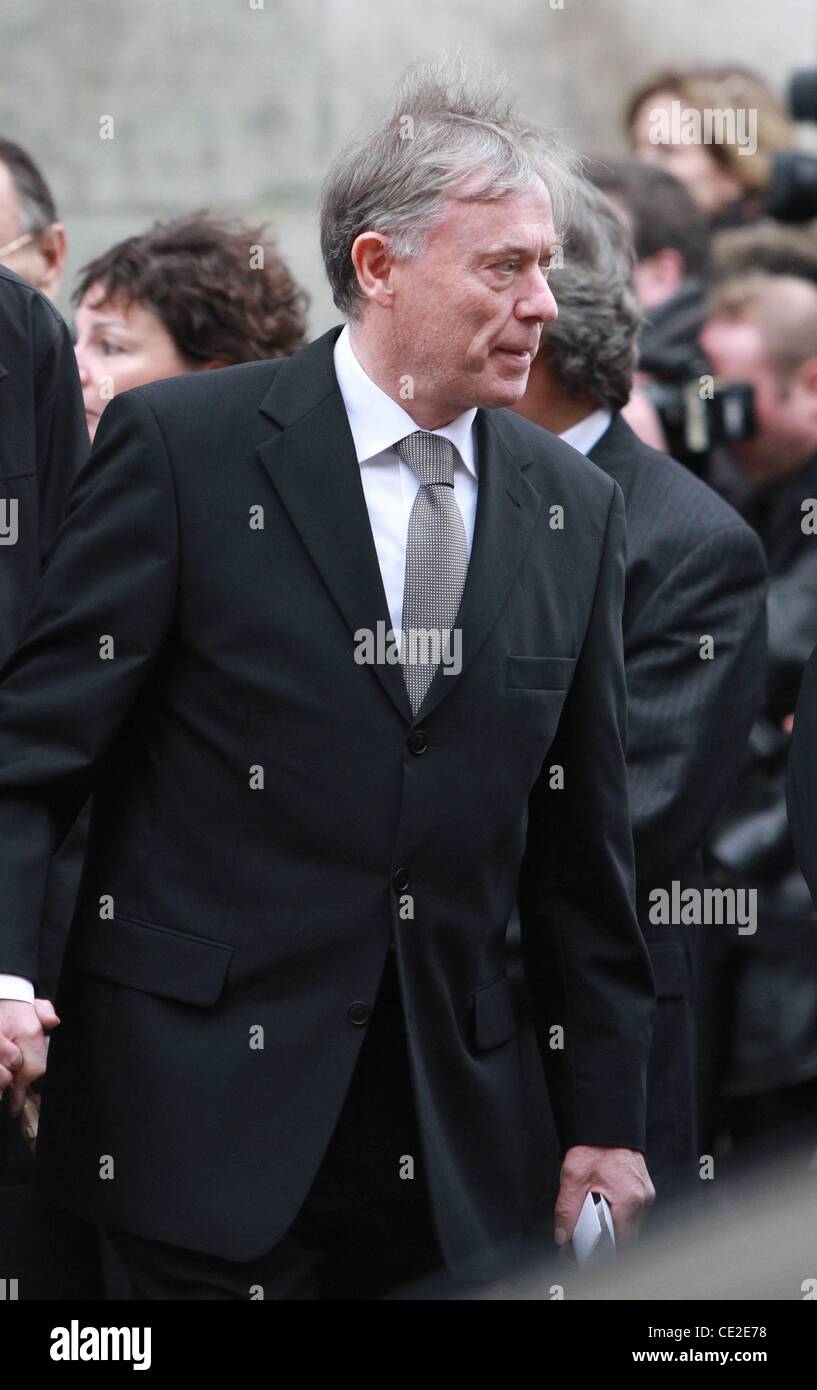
xmin=100 ymin=340 xmax=125 ymax=355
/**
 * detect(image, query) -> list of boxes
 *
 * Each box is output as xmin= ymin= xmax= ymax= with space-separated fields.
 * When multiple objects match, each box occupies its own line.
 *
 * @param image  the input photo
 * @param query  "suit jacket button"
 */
xmin=393 ymin=867 xmax=409 ymax=892
xmin=408 ymin=730 xmax=429 ymax=755
xmin=347 ymin=1001 xmax=370 ymax=1026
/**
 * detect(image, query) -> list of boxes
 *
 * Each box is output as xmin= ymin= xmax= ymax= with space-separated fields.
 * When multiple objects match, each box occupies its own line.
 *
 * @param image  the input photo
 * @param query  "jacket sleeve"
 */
xmin=518 ymin=481 xmax=655 ymax=1154
xmin=626 ymin=521 xmax=768 ymax=883
xmin=0 ymin=388 xmax=179 ymax=979
xmin=787 ymin=641 xmax=817 ymax=911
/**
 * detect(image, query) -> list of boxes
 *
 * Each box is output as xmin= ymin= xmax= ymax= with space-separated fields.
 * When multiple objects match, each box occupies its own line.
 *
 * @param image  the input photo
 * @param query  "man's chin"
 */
xmin=480 ymin=372 xmax=530 ymax=409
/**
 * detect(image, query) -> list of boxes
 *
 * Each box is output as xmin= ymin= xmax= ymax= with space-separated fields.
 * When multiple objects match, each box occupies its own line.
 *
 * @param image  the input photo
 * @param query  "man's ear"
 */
xmin=350 ymin=230 xmax=396 ymax=310
xmin=35 ymin=223 xmax=67 ymax=300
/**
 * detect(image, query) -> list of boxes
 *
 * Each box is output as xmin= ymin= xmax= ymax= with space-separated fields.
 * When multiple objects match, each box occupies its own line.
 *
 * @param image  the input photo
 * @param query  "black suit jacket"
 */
xmin=589 ymin=417 xmax=767 ymax=1187
xmin=0 ymin=325 xmax=653 ymax=1275
xmin=0 ymin=267 xmax=89 ymax=993
xmin=514 ymin=415 xmax=767 ymax=1207
xmin=0 ymin=265 xmax=98 ymax=1295
xmin=590 ymin=416 xmax=768 ymax=944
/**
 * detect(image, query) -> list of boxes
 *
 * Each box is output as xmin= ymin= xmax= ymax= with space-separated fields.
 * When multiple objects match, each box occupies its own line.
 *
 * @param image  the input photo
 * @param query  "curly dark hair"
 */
xmin=72 ymin=210 xmax=309 ymax=364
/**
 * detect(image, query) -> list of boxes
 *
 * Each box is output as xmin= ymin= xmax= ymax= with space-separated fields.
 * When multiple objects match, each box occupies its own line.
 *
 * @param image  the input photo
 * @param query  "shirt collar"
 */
xmin=333 ymin=323 xmax=478 ymax=477
xmin=559 ymin=408 xmax=614 ymax=457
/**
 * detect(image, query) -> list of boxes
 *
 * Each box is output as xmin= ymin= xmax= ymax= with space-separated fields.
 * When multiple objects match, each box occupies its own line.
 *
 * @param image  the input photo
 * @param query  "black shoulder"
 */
xmin=132 ymin=357 xmax=286 ymax=418
xmin=487 ymin=406 xmax=618 ymax=513
xmin=593 ymin=414 xmax=751 ymax=545
xmin=0 ymin=264 xmax=68 ymax=373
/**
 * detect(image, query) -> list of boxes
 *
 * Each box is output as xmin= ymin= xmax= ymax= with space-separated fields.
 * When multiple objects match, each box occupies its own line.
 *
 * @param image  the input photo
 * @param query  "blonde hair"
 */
xmin=626 ymin=65 xmax=794 ymax=196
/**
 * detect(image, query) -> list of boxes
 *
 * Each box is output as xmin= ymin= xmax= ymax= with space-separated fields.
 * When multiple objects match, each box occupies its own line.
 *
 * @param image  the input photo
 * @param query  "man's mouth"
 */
xmin=494 ymin=346 xmax=533 ymax=363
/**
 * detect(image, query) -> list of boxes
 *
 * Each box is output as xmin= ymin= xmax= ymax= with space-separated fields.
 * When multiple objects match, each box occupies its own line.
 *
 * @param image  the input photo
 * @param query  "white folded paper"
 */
xmin=572 ymin=1190 xmax=616 ymax=1265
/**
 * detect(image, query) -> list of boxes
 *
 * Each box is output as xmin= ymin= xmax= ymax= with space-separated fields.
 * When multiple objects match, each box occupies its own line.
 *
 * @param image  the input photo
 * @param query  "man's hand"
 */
xmin=0 ymin=998 xmax=60 ymax=1118
xmin=554 ymin=1144 xmax=655 ymax=1248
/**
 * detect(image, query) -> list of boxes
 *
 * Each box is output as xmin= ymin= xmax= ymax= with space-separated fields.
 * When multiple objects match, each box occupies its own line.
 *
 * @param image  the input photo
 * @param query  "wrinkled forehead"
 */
xmin=426 ymin=175 xmax=557 ymax=256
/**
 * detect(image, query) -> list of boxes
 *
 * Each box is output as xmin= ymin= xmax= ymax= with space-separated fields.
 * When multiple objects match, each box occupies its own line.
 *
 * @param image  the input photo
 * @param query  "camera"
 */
xmin=768 ymin=71 xmax=817 ymax=223
xmin=644 ymin=379 xmax=756 ymax=475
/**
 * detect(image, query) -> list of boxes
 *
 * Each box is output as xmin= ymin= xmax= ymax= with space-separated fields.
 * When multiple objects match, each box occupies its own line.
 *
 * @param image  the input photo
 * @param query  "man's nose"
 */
xmin=539 ymin=281 xmax=558 ymax=324
xmin=517 ymin=274 xmax=558 ymax=326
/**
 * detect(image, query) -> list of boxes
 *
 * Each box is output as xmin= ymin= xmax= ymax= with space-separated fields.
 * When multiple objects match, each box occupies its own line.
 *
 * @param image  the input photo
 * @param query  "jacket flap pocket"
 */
xmin=71 ymin=914 xmax=233 ymax=1006
xmin=472 ymin=974 xmax=517 ymax=1050
xmin=647 ymin=942 xmax=688 ymax=1000
xmin=506 ymin=655 xmax=577 ymax=690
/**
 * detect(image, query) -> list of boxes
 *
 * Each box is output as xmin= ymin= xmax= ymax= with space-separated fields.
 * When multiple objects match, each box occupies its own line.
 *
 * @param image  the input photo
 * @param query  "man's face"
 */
xmin=701 ymin=316 xmax=817 ymax=482
xmin=386 ymin=175 xmax=559 ymax=417
xmin=74 ymin=284 xmax=196 ymax=442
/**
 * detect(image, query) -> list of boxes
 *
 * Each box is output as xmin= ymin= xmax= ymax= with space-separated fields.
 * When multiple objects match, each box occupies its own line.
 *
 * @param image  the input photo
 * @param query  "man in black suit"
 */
xmin=0 ymin=264 xmax=98 ymax=1295
xmin=0 ymin=265 xmax=90 ymax=1007
xmin=513 ymin=181 xmax=767 ymax=1203
xmin=0 ymin=61 xmax=654 ymax=1298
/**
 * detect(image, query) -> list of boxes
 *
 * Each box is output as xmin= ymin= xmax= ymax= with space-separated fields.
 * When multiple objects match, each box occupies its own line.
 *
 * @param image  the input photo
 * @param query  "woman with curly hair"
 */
xmin=73 ymin=211 xmax=309 ymax=440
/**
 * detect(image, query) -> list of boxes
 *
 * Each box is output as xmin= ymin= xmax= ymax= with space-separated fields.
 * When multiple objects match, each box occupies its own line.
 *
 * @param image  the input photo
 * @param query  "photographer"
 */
xmin=625 ymin=65 xmax=796 ymax=228
xmin=700 ymin=272 xmax=817 ymax=1155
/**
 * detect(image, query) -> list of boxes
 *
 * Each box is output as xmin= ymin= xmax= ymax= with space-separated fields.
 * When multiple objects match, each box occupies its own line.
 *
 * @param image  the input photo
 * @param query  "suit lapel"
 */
xmin=255 ymin=328 xmax=413 ymax=722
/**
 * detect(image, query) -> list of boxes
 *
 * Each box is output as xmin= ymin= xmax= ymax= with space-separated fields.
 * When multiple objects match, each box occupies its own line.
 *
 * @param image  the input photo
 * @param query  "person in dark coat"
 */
xmin=0 ymin=265 xmax=91 ymax=997
xmin=0 ymin=264 xmax=98 ymax=1296
xmin=512 ymin=180 xmax=767 ymax=1209
xmin=702 ymin=272 xmax=817 ymax=1155
xmin=0 ymin=63 xmax=655 ymax=1298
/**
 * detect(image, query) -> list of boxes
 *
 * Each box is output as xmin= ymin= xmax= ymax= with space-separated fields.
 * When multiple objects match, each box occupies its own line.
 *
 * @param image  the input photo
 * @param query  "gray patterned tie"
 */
xmin=395 ymin=430 xmax=468 ymax=715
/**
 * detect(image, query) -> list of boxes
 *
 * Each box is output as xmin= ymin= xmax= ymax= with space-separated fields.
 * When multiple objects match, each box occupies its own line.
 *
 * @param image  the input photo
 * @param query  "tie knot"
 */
xmin=395 ymin=431 xmax=456 ymax=487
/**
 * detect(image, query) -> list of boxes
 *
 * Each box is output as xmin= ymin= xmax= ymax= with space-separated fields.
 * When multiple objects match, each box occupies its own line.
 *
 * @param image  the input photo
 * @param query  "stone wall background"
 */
xmin=1 ymin=0 xmax=814 ymax=333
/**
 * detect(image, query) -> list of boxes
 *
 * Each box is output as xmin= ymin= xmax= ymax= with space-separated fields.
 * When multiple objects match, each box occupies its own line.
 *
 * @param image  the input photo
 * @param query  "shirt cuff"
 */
xmin=0 ymin=974 xmax=36 ymax=1003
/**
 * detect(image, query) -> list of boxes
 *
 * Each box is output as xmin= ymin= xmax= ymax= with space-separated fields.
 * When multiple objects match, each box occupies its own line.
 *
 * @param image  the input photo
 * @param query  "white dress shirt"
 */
xmin=0 ymin=326 xmax=481 ymax=1006
xmin=559 ymin=407 xmax=613 ymax=458
xmin=333 ymin=323 xmax=479 ymax=636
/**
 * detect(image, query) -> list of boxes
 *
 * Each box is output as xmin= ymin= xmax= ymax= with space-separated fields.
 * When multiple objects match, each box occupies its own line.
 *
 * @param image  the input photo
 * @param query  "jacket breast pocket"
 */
xmin=506 ymin=655 xmax=577 ymax=691
xmin=69 ymin=913 xmax=234 ymax=1007
xmin=472 ymin=973 xmax=517 ymax=1051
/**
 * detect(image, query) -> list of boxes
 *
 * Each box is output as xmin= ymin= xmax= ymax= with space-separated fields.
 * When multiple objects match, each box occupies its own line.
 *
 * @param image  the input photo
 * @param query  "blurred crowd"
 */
xmin=2 ymin=57 xmax=817 ymax=1294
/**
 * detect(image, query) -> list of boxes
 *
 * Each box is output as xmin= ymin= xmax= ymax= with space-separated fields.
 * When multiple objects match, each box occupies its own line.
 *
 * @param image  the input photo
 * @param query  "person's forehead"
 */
xmin=432 ymin=179 xmax=556 ymax=247
xmin=704 ymin=316 xmax=766 ymax=369
xmin=79 ymin=291 xmax=163 ymax=339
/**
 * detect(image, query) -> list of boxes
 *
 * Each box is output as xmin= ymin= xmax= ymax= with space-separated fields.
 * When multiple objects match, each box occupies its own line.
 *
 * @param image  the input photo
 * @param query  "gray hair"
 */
xmin=320 ymin=53 xmax=581 ymax=319
xmin=544 ymin=179 xmax=643 ymax=411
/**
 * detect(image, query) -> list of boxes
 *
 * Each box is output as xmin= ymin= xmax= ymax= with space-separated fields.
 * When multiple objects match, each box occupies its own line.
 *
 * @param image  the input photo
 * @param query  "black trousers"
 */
xmin=100 ymin=951 xmax=443 ymax=1299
